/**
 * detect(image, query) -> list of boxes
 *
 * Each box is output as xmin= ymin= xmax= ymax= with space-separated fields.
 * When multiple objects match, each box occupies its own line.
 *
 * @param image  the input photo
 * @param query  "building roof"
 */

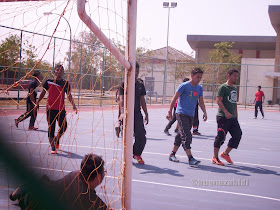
xmin=144 ymin=46 xmax=194 ymax=61
xmin=187 ymin=35 xmax=276 ymax=50
xmin=269 ymin=5 xmax=280 ymax=33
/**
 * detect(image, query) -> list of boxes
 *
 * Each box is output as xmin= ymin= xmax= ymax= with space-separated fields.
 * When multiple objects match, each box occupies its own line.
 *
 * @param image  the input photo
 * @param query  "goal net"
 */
xmin=0 ymin=0 xmax=136 ymax=209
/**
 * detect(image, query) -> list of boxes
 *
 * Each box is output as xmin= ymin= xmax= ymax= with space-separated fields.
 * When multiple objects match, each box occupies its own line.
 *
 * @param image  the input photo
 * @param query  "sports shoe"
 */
xmin=220 ymin=152 xmax=233 ymax=164
xmin=133 ymin=155 xmax=144 ymax=165
xmin=173 ymin=129 xmax=179 ymax=133
xmin=253 ymin=117 xmax=257 ymax=119
xmin=192 ymin=129 xmax=201 ymax=135
xmin=163 ymin=129 xmax=171 ymax=136
xmin=55 ymin=144 xmax=59 ymax=150
xmin=169 ymin=155 xmax=179 ymax=162
xmin=189 ymin=157 xmax=201 ymax=165
xmin=14 ymin=119 xmax=19 ymax=128
xmin=211 ymin=157 xmax=225 ymax=166
xmin=28 ymin=126 xmax=38 ymax=130
xmin=10 ymin=185 xmax=24 ymax=201
xmin=51 ymin=150 xmax=57 ymax=155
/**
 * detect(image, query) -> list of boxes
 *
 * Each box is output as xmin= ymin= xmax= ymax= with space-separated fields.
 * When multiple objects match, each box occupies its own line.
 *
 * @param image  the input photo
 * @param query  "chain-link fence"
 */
xmin=1 ymin=25 xmax=280 ymax=109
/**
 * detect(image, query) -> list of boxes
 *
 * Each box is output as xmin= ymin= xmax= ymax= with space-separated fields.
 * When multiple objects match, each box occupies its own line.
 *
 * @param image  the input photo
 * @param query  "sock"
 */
xmin=170 ymin=151 xmax=176 ymax=156
xmin=188 ymin=155 xmax=193 ymax=161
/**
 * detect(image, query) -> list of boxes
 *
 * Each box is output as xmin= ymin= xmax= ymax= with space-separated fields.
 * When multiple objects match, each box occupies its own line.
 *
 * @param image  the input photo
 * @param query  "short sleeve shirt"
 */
xmin=255 ymin=91 xmax=264 ymax=101
xmin=119 ymin=78 xmax=146 ymax=114
xmin=43 ymin=79 xmax=71 ymax=111
xmin=175 ymin=81 xmax=203 ymax=117
xmin=216 ymin=83 xmax=237 ymax=118
xmin=27 ymin=80 xmax=39 ymax=104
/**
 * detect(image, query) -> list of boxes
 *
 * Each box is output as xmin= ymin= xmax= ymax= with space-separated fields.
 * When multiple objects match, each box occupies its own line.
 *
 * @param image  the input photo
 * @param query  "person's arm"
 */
xmin=29 ymin=88 xmax=36 ymax=106
xmin=198 ymin=96 xmax=207 ymax=121
xmin=262 ymin=92 xmax=265 ymax=103
xmin=36 ymin=89 xmax=46 ymax=110
xmin=140 ymin=95 xmax=149 ymax=125
xmin=216 ymin=96 xmax=232 ymax=119
xmin=166 ymin=92 xmax=180 ymax=121
xmin=235 ymin=104 xmax=238 ymax=119
xmin=67 ymin=92 xmax=77 ymax=114
xmin=119 ymin=94 xmax=124 ymax=121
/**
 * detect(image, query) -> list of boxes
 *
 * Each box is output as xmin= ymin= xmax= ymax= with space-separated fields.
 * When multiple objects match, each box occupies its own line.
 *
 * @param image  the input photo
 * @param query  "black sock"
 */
xmin=188 ymin=155 xmax=193 ymax=161
xmin=170 ymin=151 xmax=176 ymax=156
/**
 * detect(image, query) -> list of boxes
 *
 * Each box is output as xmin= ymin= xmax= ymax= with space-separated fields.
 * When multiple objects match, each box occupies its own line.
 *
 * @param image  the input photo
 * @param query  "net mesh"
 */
xmin=0 ymin=0 xmax=128 ymax=209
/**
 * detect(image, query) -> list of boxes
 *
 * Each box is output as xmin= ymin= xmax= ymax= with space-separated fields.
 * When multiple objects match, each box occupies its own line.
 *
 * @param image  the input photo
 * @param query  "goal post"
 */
xmin=77 ymin=0 xmax=137 ymax=209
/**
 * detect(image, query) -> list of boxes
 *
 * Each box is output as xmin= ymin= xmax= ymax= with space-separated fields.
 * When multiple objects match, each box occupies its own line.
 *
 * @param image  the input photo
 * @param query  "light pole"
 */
xmin=162 ymin=2 xmax=177 ymax=104
xmin=44 ymin=12 xmax=72 ymax=73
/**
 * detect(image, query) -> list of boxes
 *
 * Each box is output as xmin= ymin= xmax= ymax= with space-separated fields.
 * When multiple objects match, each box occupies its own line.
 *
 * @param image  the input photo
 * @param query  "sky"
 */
xmin=137 ymin=0 xmax=280 ymax=55
xmin=0 ymin=0 xmax=279 ymax=61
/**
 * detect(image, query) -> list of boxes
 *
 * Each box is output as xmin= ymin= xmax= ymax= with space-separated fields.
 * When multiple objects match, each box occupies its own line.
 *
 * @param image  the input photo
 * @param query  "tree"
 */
xmin=0 ymin=34 xmax=51 ymax=86
xmin=204 ymin=42 xmax=241 ymax=84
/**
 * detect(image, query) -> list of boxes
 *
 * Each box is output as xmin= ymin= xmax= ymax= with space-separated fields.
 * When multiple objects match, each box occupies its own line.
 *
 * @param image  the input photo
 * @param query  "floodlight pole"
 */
xmin=162 ymin=2 xmax=177 ymax=104
xmin=43 ymin=12 xmax=72 ymax=73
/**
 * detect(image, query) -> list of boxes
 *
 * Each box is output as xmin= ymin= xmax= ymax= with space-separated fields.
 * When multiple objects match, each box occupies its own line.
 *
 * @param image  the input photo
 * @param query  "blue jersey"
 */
xmin=176 ymin=81 xmax=203 ymax=117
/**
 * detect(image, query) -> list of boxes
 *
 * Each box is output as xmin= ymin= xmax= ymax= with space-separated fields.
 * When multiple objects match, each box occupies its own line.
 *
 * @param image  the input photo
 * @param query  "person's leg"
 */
xmin=47 ymin=109 xmax=57 ymax=153
xmin=221 ymin=118 xmax=242 ymax=164
xmin=259 ymin=101 xmax=264 ymax=118
xmin=213 ymin=116 xmax=229 ymax=165
xmin=164 ymin=107 xmax=177 ymax=135
xmin=177 ymin=114 xmax=200 ymax=165
xmin=169 ymin=132 xmax=181 ymax=162
xmin=192 ymin=103 xmax=200 ymax=135
xmin=16 ymin=103 xmax=33 ymax=125
xmin=56 ymin=110 xmax=67 ymax=147
xmin=28 ymin=104 xmax=37 ymax=128
xmin=254 ymin=102 xmax=258 ymax=118
xmin=133 ymin=113 xmax=146 ymax=161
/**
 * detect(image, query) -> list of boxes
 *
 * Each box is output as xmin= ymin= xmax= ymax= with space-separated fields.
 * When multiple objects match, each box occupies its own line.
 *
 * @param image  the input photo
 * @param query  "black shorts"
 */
xmin=47 ymin=109 xmax=67 ymax=138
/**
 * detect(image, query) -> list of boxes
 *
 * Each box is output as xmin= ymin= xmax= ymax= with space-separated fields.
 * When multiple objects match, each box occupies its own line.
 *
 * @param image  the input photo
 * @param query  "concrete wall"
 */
xmin=195 ymin=48 xmax=276 ymax=63
xmin=239 ymin=58 xmax=275 ymax=104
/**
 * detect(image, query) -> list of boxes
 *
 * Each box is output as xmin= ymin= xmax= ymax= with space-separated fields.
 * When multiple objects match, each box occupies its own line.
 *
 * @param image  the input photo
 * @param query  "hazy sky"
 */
xmin=0 ymin=0 xmax=279 ymax=61
xmin=137 ymin=0 xmax=279 ymax=55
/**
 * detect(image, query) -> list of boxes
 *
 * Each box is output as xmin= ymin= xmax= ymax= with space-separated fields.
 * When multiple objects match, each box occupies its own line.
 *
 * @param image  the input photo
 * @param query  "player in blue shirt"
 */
xmin=166 ymin=68 xmax=207 ymax=165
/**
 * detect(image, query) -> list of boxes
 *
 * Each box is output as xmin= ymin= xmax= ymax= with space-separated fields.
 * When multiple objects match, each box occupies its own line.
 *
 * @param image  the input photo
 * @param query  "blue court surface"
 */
xmin=0 ymin=105 xmax=279 ymax=209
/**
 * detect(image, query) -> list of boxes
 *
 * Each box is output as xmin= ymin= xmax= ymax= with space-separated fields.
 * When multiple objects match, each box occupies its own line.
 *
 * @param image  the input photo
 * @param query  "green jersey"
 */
xmin=216 ymin=83 xmax=237 ymax=118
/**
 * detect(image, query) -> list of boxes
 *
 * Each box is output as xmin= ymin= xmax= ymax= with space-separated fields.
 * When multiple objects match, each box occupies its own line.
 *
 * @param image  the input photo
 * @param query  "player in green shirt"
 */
xmin=212 ymin=69 xmax=242 ymax=166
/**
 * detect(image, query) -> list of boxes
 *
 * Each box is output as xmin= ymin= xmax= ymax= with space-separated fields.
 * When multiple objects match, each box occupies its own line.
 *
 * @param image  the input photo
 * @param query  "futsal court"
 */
xmin=0 ymin=105 xmax=279 ymax=209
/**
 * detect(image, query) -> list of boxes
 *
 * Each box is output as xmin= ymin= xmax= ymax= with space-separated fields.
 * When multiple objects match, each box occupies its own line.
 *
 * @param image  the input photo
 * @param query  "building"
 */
xmin=138 ymin=46 xmax=194 ymax=98
xmin=186 ymin=5 xmax=280 ymax=105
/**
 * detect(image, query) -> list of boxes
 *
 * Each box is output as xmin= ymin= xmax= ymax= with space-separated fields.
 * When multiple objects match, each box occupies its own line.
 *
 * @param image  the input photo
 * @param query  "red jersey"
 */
xmin=255 ymin=91 xmax=264 ymax=101
xmin=43 ymin=79 xmax=71 ymax=110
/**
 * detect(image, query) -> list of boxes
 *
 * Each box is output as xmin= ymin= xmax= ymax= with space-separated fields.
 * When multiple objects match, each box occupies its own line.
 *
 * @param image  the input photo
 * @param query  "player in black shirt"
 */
xmin=119 ymin=62 xmax=149 ymax=164
xmin=15 ymin=71 xmax=41 ymax=130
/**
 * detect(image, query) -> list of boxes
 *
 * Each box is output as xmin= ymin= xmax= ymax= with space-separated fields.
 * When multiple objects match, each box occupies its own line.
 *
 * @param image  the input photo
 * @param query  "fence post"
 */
xmin=100 ymin=48 xmax=105 ymax=107
xmin=17 ymin=30 xmax=23 ymax=108
xmin=78 ymin=42 xmax=83 ymax=107
xmin=211 ymin=64 xmax=216 ymax=107
xmin=244 ymin=64 xmax=248 ymax=109
xmin=52 ymin=37 xmax=56 ymax=70
xmin=174 ymin=61 xmax=177 ymax=94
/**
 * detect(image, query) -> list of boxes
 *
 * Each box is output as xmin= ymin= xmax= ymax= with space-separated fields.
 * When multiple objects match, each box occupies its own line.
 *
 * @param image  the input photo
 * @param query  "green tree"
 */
xmin=204 ymin=42 xmax=241 ymax=84
xmin=0 ymin=34 xmax=51 ymax=86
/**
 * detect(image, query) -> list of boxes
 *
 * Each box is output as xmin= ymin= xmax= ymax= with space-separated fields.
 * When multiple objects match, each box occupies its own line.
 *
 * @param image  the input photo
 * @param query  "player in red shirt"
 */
xmin=36 ymin=65 xmax=77 ymax=154
xmin=254 ymin=86 xmax=265 ymax=119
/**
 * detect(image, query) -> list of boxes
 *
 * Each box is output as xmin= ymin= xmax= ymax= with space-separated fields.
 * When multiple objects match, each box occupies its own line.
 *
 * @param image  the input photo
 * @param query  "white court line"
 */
xmin=10 ymin=141 xmax=280 ymax=169
xmin=259 ymin=148 xmax=271 ymax=151
xmin=34 ymin=166 xmax=280 ymax=203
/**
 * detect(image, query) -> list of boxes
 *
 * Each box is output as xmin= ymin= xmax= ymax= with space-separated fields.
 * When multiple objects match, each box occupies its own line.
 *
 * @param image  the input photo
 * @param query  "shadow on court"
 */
xmin=229 ymin=165 xmax=280 ymax=176
xmin=55 ymin=150 xmax=84 ymax=159
xmin=181 ymin=163 xmax=251 ymax=176
xmin=133 ymin=163 xmax=184 ymax=177
xmin=147 ymin=137 xmax=167 ymax=141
